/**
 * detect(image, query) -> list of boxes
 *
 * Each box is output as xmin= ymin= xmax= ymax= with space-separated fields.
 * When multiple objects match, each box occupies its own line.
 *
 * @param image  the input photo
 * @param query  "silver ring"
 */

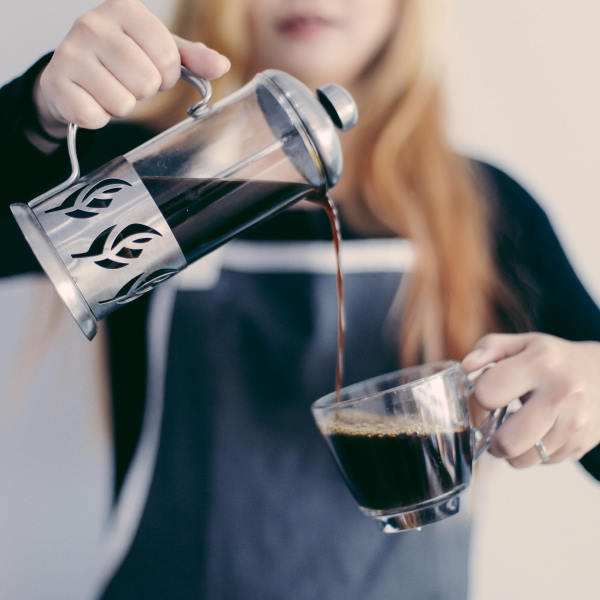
xmin=535 ymin=440 xmax=550 ymax=464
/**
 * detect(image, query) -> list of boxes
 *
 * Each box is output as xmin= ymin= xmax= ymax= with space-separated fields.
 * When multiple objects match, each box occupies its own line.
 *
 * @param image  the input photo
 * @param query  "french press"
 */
xmin=11 ymin=68 xmax=358 ymax=339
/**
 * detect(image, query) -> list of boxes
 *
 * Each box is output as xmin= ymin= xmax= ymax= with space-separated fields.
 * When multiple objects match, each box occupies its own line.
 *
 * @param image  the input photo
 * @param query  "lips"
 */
xmin=277 ymin=15 xmax=336 ymax=36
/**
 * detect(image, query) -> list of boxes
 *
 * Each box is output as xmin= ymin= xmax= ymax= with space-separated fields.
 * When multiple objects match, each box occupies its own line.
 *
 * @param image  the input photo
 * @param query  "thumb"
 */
xmin=174 ymin=35 xmax=231 ymax=80
xmin=461 ymin=332 xmax=536 ymax=373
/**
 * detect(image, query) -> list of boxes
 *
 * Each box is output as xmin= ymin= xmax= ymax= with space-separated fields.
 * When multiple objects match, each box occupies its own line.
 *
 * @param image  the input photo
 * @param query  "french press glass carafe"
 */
xmin=11 ymin=67 xmax=357 ymax=339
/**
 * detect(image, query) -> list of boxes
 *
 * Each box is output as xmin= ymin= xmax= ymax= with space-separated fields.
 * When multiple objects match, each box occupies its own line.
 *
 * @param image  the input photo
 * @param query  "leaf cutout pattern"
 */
xmin=97 ymin=269 xmax=178 ymax=305
xmin=70 ymin=223 xmax=162 ymax=269
xmin=71 ymin=226 xmax=116 ymax=259
xmin=87 ymin=198 xmax=112 ymax=209
xmin=44 ymin=185 xmax=87 ymax=214
xmin=110 ymin=224 xmax=160 ymax=249
xmin=45 ymin=178 xmax=132 ymax=219
xmin=64 ymin=209 xmax=97 ymax=219
xmin=95 ymin=258 xmax=127 ymax=269
xmin=116 ymin=247 xmax=143 ymax=259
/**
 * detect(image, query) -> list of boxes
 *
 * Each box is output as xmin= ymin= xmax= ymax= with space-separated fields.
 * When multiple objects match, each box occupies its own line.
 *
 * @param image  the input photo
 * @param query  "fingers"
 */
xmin=34 ymin=0 xmax=231 ymax=133
xmin=91 ymin=34 xmax=164 ymax=100
xmin=174 ymin=35 xmax=231 ymax=80
xmin=61 ymin=54 xmax=137 ymax=118
xmin=487 ymin=391 xmax=557 ymax=461
xmin=462 ymin=332 xmax=571 ymax=411
xmin=505 ymin=409 xmax=588 ymax=468
xmin=468 ymin=352 xmax=538 ymax=411
xmin=513 ymin=384 xmax=597 ymax=466
xmin=40 ymin=41 xmax=140 ymax=129
xmin=69 ymin=2 xmax=175 ymax=98
xmin=42 ymin=76 xmax=111 ymax=130
xmin=109 ymin=0 xmax=182 ymax=90
xmin=462 ymin=333 xmax=535 ymax=410
xmin=462 ymin=332 xmax=535 ymax=373
xmin=462 ymin=333 xmax=600 ymax=470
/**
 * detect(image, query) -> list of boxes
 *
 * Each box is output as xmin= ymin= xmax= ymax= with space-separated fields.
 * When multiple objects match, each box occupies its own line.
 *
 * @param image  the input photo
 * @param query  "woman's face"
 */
xmin=248 ymin=0 xmax=399 ymax=89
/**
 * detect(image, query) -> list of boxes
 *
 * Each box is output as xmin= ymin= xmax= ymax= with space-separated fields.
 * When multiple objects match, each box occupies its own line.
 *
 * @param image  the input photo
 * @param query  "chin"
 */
xmin=261 ymin=46 xmax=352 ymax=88
xmin=276 ymin=63 xmax=348 ymax=89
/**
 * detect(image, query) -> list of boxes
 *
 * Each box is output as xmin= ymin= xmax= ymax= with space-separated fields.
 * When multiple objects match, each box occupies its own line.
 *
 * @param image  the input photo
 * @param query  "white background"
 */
xmin=1 ymin=1 xmax=599 ymax=599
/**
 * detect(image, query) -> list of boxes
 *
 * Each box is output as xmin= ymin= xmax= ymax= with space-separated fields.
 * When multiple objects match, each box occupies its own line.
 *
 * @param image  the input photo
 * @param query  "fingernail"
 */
xmin=463 ymin=347 xmax=484 ymax=365
xmin=205 ymin=48 xmax=230 ymax=72
xmin=219 ymin=54 xmax=231 ymax=71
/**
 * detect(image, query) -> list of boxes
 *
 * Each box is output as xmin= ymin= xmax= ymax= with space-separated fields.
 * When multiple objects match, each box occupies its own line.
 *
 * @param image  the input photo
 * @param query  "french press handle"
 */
xmin=29 ymin=67 xmax=213 ymax=209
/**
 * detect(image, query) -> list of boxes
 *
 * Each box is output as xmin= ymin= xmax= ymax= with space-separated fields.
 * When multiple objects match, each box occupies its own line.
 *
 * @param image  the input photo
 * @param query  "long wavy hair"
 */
xmin=137 ymin=0 xmax=520 ymax=366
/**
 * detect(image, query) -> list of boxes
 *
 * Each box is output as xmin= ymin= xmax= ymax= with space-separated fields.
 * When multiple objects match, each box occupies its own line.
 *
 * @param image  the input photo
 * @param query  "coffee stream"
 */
xmin=312 ymin=195 xmax=345 ymax=402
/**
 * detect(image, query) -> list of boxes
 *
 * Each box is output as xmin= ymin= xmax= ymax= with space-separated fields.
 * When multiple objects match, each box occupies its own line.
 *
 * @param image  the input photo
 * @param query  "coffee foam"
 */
xmin=319 ymin=411 xmax=463 ymax=438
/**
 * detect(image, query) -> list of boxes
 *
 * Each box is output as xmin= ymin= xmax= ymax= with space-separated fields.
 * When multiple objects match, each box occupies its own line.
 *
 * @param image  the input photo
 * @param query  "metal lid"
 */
xmin=259 ymin=70 xmax=358 ymax=188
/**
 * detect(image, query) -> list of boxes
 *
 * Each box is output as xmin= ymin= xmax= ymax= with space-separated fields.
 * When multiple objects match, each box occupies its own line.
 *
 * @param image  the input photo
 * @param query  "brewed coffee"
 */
xmin=143 ymin=176 xmax=315 ymax=262
xmin=323 ymin=415 xmax=472 ymax=510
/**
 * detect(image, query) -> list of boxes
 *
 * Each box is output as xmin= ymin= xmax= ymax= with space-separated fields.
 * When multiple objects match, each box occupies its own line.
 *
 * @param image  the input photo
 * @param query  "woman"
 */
xmin=2 ymin=0 xmax=599 ymax=598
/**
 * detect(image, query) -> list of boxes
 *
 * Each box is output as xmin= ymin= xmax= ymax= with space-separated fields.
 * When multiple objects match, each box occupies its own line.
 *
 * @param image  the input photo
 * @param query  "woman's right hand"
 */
xmin=33 ymin=0 xmax=230 ymax=138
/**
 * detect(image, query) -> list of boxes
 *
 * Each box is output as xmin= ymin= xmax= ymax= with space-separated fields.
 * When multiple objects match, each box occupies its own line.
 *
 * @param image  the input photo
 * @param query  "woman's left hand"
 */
xmin=461 ymin=332 xmax=600 ymax=467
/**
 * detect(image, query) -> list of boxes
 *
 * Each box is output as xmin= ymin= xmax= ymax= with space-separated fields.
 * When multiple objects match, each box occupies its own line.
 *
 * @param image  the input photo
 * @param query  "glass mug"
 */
xmin=311 ymin=361 xmax=505 ymax=532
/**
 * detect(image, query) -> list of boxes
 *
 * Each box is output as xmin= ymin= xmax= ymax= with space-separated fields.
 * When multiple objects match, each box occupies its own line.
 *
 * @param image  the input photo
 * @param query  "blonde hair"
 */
xmin=137 ymin=0 xmax=520 ymax=365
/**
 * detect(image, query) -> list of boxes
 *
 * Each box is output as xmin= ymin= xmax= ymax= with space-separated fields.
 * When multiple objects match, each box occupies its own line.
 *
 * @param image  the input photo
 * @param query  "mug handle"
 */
xmin=465 ymin=363 xmax=508 ymax=459
xmin=29 ymin=67 xmax=213 ymax=209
